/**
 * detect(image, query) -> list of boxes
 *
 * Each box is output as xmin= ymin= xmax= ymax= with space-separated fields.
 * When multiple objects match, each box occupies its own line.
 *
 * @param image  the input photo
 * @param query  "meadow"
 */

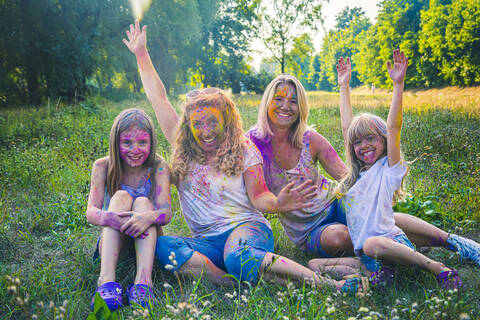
xmin=1 ymin=87 xmax=479 ymax=319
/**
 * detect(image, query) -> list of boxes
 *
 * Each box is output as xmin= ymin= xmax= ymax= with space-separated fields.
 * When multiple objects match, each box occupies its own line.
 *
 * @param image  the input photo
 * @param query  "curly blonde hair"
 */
xmin=336 ymin=113 xmax=407 ymax=203
xmin=170 ymin=90 xmax=245 ymax=184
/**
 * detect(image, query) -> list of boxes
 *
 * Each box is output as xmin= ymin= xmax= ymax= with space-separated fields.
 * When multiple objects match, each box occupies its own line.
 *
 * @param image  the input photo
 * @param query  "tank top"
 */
xmin=247 ymin=128 xmax=336 ymax=249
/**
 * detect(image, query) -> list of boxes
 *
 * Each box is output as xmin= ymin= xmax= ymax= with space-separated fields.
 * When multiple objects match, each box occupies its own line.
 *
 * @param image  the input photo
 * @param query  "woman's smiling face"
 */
xmin=267 ymin=83 xmax=299 ymax=129
xmin=189 ymin=105 xmax=225 ymax=153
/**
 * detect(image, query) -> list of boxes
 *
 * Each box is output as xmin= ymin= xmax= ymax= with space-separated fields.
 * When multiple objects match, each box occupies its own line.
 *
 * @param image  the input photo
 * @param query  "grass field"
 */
xmin=1 ymin=87 xmax=479 ymax=319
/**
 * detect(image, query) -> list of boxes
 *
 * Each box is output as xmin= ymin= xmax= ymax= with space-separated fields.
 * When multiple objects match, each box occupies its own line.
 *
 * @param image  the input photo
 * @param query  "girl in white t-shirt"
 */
xmin=309 ymin=50 xmax=461 ymax=289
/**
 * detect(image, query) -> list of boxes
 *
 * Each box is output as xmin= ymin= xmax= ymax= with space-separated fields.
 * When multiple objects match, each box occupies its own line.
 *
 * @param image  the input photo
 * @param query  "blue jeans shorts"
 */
xmin=305 ymin=199 xmax=347 ymax=257
xmin=155 ymin=221 xmax=274 ymax=283
xmin=360 ymin=233 xmax=415 ymax=272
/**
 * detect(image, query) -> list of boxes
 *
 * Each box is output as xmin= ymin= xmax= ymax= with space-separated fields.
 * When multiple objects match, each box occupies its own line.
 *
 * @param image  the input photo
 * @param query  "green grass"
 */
xmin=1 ymin=92 xmax=479 ymax=319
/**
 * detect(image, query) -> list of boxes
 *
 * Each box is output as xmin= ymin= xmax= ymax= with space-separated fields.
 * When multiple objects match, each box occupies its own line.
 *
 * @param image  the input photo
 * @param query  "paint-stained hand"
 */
xmin=119 ymin=211 xmax=153 ymax=239
xmin=387 ymin=49 xmax=408 ymax=85
xmin=276 ymin=179 xmax=317 ymax=212
xmin=123 ymin=19 xmax=147 ymax=55
xmin=337 ymin=57 xmax=351 ymax=88
xmin=101 ymin=210 xmax=131 ymax=232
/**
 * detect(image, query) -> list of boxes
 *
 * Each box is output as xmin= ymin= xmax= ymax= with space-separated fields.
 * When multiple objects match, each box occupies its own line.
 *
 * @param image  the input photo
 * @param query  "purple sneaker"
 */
xmin=90 ymin=281 xmax=124 ymax=311
xmin=127 ymin=284 xmax=157 ymax=308
xmin=436 ymin=269 xmax=462 ymax=289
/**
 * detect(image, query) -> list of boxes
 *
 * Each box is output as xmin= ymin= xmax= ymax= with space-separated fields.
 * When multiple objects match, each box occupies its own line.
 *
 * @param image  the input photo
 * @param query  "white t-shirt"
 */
xmin=343 ymin=156 xmax=407 ymax=255
xmin=177 ymin=139 xmax=271 ymax=238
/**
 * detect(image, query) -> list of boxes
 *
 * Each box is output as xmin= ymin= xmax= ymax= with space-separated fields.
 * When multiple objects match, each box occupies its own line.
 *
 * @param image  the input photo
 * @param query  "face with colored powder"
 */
xmin=119 ymin=126 xmax=151 ymax=167
xmin=353 ymin=133 xmax=384 ymax=166
xmin=267 ymin=83 xmax=299 ymax=128
xmin=189 ymin=106 xmax=225 ymax=153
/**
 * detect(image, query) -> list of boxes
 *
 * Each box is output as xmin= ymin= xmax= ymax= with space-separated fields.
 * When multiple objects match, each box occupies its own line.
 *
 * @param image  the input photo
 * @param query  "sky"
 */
xmin=250 ymin=0 xmax=382 ymax=70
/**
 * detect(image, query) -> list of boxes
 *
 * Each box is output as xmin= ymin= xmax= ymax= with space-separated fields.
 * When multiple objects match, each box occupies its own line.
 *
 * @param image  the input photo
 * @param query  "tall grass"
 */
xmin=1 ymin=90 xmax=479 ymax=319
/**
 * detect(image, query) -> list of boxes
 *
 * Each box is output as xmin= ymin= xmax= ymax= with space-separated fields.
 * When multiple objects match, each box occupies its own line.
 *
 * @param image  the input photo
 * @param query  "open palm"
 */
xmin=122 ymin=19 xmax=147 ymax=55
xmin=336 ymin=57 xmax=351 ymax=87
xmin=387 ymin=49 xmax=408 ymax=84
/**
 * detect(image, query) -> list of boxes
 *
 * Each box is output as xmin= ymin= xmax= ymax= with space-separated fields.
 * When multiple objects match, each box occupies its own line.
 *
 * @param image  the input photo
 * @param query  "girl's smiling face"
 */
xmin=267 ymin=83 xmax=299 ymax=128
xmin=353 ymin=134 xmax=385 ymax=166
xmin=189 ymin=106 xmax=225 ymax=153
xmin=119 ymin=126 xmax=151 ymax=167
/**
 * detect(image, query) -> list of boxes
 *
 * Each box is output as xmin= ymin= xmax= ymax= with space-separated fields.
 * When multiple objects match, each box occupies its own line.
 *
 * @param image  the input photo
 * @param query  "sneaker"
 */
xmin=436 ymin=269 xmax=462 ymax=289
xmin=127 ymin=283 xmax=157 ymax=308
xmin=447 ymin=234 xmax=480 ymax=267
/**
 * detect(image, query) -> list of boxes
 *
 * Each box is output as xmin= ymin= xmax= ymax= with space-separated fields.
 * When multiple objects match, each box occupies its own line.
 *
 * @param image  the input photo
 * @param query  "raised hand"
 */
xmin=276 ymin=180 xmax=317 ymax=212
xmin=387 ymin=49 xmax=408 ymax=85
xmin=122 ymin=19 xmax=147 ymax=55
xmin=337 ymin=57 xmax=351 ymax=88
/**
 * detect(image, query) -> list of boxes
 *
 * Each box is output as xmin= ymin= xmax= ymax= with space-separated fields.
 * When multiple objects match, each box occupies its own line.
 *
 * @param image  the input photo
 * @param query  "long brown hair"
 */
xmin=170 ymin=90 xmax=245 ymax=184
xmin=107 ymin=108 xmax=162 ymax=201
xmin=336 ymin=113 xmax=406 ymax=203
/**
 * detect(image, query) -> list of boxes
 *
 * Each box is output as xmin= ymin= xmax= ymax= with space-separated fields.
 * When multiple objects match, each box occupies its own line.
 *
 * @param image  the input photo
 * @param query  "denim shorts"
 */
xmin=360 ymin=233 xmax=415 ymax=272
xmin=155 ymin=221 xmax=274 ymax=283
xmin=305 ymin=199 xmax=347 ymax=257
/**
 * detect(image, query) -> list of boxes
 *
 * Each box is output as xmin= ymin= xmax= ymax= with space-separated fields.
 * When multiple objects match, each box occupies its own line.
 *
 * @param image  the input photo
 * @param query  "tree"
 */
xmin=285 ymin=34 xmax=314 ymax=84
xmin=311 ymin=7 xmax=371 ymax=90
xmin=418 ymin=0 xmax=480 ymax=86
xmin=259 ymin=0 xmax=325 ymax=74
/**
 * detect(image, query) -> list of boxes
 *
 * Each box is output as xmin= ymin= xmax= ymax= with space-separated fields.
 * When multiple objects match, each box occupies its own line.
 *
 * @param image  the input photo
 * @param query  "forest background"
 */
xmin=1 ymin=0 xmax=480 ymax=106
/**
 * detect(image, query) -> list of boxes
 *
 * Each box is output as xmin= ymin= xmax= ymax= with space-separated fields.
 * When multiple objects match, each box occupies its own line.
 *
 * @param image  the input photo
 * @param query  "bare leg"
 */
xmin=308 ymin=257 xmax=368 ymax=279
xmin=259 ymin=252 xmax=344 ymax=290
xmin=363 ymin=236 xmax=450 ymax=275
xmin=394 ymin=212 xmax=448 ymax=247
xmin=98 ymin=190 xmax=133 ymax=286
xmin=131 ymin=197 xmax=157 ymax=286
xmin=178 ymin=252 xmax=234 ymax=287
xmin=319 ymin=224 xmax=355 ymax=257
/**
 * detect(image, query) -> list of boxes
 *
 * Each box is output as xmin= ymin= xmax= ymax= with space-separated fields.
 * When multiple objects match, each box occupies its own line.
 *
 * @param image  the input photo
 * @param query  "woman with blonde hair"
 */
xmin=247 ymin=61 xmax=480 ymax=269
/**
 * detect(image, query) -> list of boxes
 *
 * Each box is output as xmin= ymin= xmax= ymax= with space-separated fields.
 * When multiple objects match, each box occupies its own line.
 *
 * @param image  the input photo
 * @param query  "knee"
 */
xmin=110 ymin=190 xmax=133 ymax=207
xmin=322 ymin=225 xmax=351 ymax=250
xmin=132 ymin=196 xmax=153 ymax=212
xmin=363 ymin=237 xmax=388 ymax=258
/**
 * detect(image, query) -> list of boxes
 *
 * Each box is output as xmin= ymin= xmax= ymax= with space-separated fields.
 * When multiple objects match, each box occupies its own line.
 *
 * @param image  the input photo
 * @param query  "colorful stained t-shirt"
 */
xmin=247 ymin=128 xmax=336 ymax=250
xmin=177 ymin=139 xmax=271 ymax=238
xmin=342 ymin=156 xmax=407 ymax=255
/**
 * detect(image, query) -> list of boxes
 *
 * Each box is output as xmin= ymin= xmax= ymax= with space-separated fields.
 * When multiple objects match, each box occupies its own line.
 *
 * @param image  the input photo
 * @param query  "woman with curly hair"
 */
xmin=123 ymin=20 xmax=363 ymax=292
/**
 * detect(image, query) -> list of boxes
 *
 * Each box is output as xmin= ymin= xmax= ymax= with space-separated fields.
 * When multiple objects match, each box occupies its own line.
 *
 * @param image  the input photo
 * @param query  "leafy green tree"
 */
xmin=285 ymin=34 xmax=314 ymax=85
xmin=258 ymin=0 xmax=325 ymax=74
xmin=311 ymin=7 xmax=371 ymax=90
xmin=354 ymin=0 xmax=429 ymax=88
xmin=418 ymin=0 xmax=480 ymax=86
xmin=192 ymin=0 xmax=260 ymax=93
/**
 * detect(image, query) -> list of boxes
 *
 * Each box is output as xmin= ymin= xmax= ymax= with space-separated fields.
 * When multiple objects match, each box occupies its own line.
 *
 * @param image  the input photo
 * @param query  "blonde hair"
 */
xmin=337 ymin=113 xmax=406 ymax=203
xmin=170 ymin=90 xmax=245 ymax=184
xmin=107 ymin=108 xmax=162 ymax=201
xmin=254 ymin=74 xmax=309 ymax=148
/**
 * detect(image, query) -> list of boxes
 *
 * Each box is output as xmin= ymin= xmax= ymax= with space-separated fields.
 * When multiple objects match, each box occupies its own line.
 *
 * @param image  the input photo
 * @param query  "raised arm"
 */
xmin=85 ymin=158 xmax=130 ymax=230
xmin=123 ymin=20 xmax=179 ymax=144
xmin=244 ymin=164 xmax=316 ymax=213
xmin=337 ymin=57 xmax=353 ymax=152
xmin=120 ymin=160 xmax=173 ymax=238
xmin=386 ymin=49 xmax=408 ymax=167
